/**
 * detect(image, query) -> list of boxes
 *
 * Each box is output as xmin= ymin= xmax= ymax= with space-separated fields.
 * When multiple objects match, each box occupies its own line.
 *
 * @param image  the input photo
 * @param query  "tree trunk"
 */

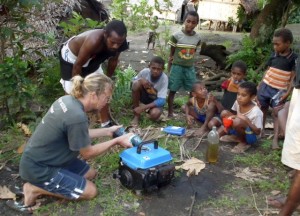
xmin=240 ymin=0 xmax=259 ymax=15
xmin=250 ymin=0 xmax=290 ymax=46
xmin=281 ymin=0 xmax=293 ymax=27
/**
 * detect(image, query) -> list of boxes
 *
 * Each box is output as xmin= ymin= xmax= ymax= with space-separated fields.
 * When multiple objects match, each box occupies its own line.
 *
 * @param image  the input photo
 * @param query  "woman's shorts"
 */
xmin=33 ymin=158 xmax=90 ymax=200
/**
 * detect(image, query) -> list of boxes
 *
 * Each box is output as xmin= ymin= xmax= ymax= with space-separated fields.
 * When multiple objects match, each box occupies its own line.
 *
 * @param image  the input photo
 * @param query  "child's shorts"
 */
xmin=33 ymin=158 xmax=90 ymax=200
xmin=168 ymin=64 xmax=196 ymax=92
xmin=140 ymin=87 xmax=155 ymax=105
xmin=228 ymin=127 xmax=257 ymax=145
xmin=197 ymin=114 xmax=222 ymax=124
xmin=197 ymin=114 xmax=206 ymax=123
xmin=257 ymin=82 xmax=282 ymax=108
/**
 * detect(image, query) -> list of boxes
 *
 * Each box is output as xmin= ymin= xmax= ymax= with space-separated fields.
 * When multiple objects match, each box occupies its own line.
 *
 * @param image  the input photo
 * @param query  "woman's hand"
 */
xmin=107 ymin=125 xmax=123 ymax=137
xmin=117 ymin=133 xmax=134 ymax=148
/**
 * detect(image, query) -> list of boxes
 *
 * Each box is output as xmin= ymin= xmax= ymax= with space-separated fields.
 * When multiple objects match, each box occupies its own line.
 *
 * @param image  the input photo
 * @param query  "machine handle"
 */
xmin=137 ymin=140 xmax=158 ymax=154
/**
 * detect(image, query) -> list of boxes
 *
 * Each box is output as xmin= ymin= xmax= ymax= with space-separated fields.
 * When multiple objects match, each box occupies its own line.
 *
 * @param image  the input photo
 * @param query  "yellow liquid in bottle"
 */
xmin=207 ymin=144 xmax=219 ymax=163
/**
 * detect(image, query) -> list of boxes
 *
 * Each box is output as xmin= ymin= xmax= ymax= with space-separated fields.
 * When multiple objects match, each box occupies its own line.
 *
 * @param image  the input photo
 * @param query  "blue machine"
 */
xmin=113 ymin=140 xmax=175 ymax=191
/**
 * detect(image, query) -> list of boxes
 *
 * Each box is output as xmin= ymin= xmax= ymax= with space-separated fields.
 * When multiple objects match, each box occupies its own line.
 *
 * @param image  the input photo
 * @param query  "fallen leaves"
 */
xmin=0 ymin=185 xmax=16 ymax=200
xmin=0 ymin=163 xmax=5 ymax=171
xmin=234 ymin=167 xmax=269 ymax=182
xmin=17 ymin=123 xmax=32 ymax=136
xmin=17 ymin=142 xmax=26 ymax=154
xmin=270 ymin=190 xmax=281 ymax=196
xmin=175 ymin=157 xmax=206 ymax=177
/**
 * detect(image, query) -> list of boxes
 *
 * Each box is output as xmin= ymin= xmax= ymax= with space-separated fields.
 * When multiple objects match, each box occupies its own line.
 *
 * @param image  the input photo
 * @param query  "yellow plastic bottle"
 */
xmin=206 ymin=126 xmax=219 ymax=163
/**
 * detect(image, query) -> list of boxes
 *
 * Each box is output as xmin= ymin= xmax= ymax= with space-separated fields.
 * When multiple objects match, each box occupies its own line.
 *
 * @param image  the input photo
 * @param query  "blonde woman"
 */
xmin=7 ymin=73 xmax=133 ymax=213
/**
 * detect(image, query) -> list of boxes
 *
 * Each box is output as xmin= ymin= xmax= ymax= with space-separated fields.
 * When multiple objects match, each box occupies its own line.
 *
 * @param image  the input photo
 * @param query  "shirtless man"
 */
xmin=59 ymin=20 xmax=128 ymax=127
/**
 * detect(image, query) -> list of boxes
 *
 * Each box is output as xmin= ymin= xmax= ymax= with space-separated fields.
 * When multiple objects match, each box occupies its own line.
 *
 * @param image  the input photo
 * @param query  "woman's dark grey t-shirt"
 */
xmin=20 ymin=95 xmax=90 ymax=184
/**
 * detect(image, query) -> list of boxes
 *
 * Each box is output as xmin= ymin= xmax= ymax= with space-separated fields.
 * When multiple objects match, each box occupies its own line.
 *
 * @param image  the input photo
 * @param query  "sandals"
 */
xmin=6 ymin=200 xmax=36 ymax=214
xmin=10 ymin=185 xmax=24 ymax=197
xmin=231 ymin=143 xmax=251 ymax=153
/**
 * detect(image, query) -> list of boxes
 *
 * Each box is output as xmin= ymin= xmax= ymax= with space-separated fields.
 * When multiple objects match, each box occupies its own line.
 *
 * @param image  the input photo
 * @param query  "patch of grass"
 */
xmin=253 ymin=176 xmax=290 ymax=192
xmin=233 ymin=144 xmax=282 ymax=168
xmin=97 ymin=181 xmax=139 ymax=216
xmin=199 ymin=193 xmax=251 ymax=211
xmin=164 ymin=117 xmax=186 ymax=128
xmin=92 ymin=150 xmax=120 ymax=178
xmin=0 ymin=125 xmax=26 ymax=164
xmin=173 ymin=95 xmax=189 ymax=108
xmin=157 ymin=137 xmax=181 ymax=159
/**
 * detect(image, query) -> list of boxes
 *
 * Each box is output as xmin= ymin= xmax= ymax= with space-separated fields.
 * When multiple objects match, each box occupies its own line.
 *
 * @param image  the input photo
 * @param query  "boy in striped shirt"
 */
xmin=167 ymin=11 xmax=201 ymax=117
xmin=257 ymin=28 xmax=298 ymax=149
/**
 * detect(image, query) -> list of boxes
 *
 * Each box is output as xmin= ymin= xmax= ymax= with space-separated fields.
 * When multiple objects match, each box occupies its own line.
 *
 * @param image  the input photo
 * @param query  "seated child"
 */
xmin=183 ymin=81 xmax=218 ymax=136
xmin=208 ymin=60 xmax=247 ymax=129
xmin=131 ymin=56 xmax=168 ymax=126
xmin=218 ymin=82 xmax=263 ymax=153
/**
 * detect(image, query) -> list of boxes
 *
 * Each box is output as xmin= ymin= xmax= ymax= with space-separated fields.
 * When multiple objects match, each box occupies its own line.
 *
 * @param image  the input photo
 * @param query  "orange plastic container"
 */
xmin=223 ymin=118 xmax=233 ymax=128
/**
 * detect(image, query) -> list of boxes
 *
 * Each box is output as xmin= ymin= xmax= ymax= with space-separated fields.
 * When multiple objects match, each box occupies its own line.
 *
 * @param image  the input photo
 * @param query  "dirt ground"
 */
xmin=1 ymin=24 xmax=300 ymax=216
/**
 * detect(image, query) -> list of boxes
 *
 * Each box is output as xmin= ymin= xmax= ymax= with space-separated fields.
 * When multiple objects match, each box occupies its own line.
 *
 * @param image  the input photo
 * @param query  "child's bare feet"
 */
xmin=193 ymin=126 xmax=209 ymax=137
xmin=278 ymin=133 xmax=285 ymax=140
xmin=267 ymin=195 xmax=300 ymax=210
xmin=130 ymin=116 xmax=139 ymax=127
xmin=220 ymin=135 xmax=240 ymax=143
xmin=272 ymin=141 xmax=281 ymax=150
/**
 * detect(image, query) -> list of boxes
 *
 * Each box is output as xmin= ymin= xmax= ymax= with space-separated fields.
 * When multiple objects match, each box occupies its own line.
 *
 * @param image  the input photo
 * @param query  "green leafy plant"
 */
xmin=155 ymin=20 xmax=172 ymax=62
xmin=110 ymin=66 xmax=137 ymax=122
xmin=126 ymin=0 xmax=154 ymax=31
xmin=221 ymin=40 xmax=233 ymax=50
xmin=0 ymin=57 xmax=36 ymax=125
xmin=35 ymin=56 xmax=63 ymax=106
xmin=246 ymin=68 xmax=263 ymax=84
xmin=0 ymin=0 xmax=58 ymax=126
xmin=227 ymin=35 xmax=270 ymax=73
xmin=288 ymin=7 xmax=300 ymax=24
xmin=59 ymin=12 xmax=105 ymax=38
xmin=257 ymin=0 xmax=271 ymax=10
xmin=110 ymin=0 xmax=153 ymax=31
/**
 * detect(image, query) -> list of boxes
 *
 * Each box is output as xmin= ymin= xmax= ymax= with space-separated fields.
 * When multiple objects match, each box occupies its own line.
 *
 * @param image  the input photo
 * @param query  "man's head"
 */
xmin=149 ymin=56 xmax=165 ymax=80
xmin=231 ymin=60 xmax=247 ymax=83
xmin=237 ymin=81 xmax=257 ymax=106
xmin=183 ymin=11 xmax=199 ymax=34
xmin=273 ymin=28 xmax=293 ymax=54
xmin=104 ymin=20 xmax=127 ymax=52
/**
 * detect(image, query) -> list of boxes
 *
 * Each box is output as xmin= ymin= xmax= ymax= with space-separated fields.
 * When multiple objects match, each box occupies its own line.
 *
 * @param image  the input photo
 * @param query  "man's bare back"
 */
xmin=69 ymin=29 xmax=105 ymax=57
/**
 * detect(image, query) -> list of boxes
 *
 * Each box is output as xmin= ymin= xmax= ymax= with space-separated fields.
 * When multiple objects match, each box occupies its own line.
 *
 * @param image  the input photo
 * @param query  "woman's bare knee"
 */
xmin=84 ymin=168 xmax=97 ymax=180
xmin=81 ymin=181 xmax=98 ymax=200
